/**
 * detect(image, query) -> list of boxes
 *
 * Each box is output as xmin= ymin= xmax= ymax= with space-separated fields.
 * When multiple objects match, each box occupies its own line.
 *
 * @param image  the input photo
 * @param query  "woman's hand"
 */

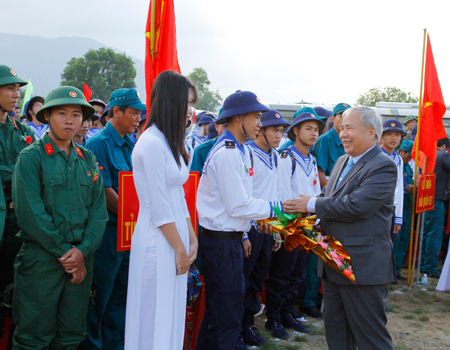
xmin=188 ymin=239 xmax=198 ymax=265
xmin=243 ymin=239 xmax=252 ymax=258
xmin=175 ymin=249 xmax=190 ymax=275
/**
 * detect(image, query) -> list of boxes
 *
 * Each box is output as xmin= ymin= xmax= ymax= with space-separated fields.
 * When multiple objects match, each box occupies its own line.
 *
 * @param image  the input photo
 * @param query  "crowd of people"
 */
xmin=1 ymin=63 xmax=450 ymax=350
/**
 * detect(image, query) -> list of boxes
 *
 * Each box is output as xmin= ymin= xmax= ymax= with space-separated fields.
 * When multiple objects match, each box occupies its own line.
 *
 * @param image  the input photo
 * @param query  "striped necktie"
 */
xmin=336 ymin=158 xmax=354 ymax=187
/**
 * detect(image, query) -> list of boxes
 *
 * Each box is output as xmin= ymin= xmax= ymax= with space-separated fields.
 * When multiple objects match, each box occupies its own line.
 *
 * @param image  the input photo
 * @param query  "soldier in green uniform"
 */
xmin=12 ymin=86 xmax=108 ymax=350
xmin=0 ymin=65 xmax=35 ymax=292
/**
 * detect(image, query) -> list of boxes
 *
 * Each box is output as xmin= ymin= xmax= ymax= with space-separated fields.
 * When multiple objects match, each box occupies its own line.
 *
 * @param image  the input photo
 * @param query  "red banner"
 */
xmin=117 ymin=171 xmax=199 ymax=251
xmin=416 ymin=174 xmax=436 ymax=214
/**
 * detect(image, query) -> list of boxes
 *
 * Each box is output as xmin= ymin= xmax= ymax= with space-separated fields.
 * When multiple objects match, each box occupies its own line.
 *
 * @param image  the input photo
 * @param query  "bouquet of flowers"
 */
xmin=258 ymin=207 xmax=356 ymax=284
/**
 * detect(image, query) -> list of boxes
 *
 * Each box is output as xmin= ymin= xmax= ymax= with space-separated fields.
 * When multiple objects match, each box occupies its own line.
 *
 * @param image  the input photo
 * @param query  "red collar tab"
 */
xmin=45 ymin=143 xmax=54 ymax=155
xmin=74 ymin=146 xmax=84 ymax=158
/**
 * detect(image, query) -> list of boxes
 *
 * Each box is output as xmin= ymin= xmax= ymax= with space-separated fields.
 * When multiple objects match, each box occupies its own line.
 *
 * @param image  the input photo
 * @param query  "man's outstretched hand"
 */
xmin=283 ymin=195 xmax=312 ymax=214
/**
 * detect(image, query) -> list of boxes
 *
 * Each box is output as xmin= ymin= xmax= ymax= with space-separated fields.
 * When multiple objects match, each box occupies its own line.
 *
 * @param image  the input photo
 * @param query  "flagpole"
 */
xmin=150 ymin=0 xmax=157 ymax=63
xmin=407 ymin=28 xmax=427 ymax=287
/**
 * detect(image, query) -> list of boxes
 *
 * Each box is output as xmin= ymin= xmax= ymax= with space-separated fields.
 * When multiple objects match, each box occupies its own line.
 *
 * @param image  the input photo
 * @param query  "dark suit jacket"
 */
xmin=316 ymin=144 xmax=397 ymax=285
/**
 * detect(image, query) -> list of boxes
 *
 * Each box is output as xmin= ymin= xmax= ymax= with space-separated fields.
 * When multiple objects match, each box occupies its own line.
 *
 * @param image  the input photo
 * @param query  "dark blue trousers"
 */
xmin=242 ymin=227 xmax=273 ymax=326
xmin=196 ymin=234 xmax=245 ymax=350
xmin=265 ymin=244 xmax=307 ymax=320
xmin=300 ymin=253 xmax=321 ymax=308
xmin=78 ymin=229 xmax=129 ymax=350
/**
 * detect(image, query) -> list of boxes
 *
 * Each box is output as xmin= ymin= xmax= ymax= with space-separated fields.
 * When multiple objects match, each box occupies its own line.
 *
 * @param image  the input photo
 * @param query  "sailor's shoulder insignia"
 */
xmin=225 ymin=140 xmax=235 ymax=149
xmin=280 ymin=150 xmax=288 ymax=158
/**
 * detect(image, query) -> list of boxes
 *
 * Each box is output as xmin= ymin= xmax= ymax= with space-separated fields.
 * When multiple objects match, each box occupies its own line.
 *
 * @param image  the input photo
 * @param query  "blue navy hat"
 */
xmin=216 ymin=90 xmax=269 ymax=124
xmin=383 ymin=119 xmax=406 ymax=137
xmin=24 ymin=96 xmax=45 ymax=121
xmin=208 ymin=121 xmax=218 ymax=139
xmin=411 ymin=125 xmax=417 ymax=142
xmin=261 ymin=109 xmax=290 ymax=128
xmin=287 ymin=111 xmax=325 ymax=141
xmin=89 ymin=98 xmax=106 ymax=107
xmin=90 ymin=113 xmax=99 ymax=121
xmin=313 ymin=106 xmax=332 ymax=120
xmin=332 ymin=103 xmax=351 ymax=116
xmin=110 ymin=88 xmax=146 ymax=111
xmin=400 ymin=140 xmax=414 ymax=153
xmin=197 ymin=114 xmax=214 ymax=125
xmin=101 ymin=103 xmax=110 ymax=126
xmin=8 ymin=111 xmax=16 ymax=117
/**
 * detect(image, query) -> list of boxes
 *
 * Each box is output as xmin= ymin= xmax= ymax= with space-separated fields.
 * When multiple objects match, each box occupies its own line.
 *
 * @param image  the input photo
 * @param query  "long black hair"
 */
xmin=146 ymin=71 xmax=198 ymax=167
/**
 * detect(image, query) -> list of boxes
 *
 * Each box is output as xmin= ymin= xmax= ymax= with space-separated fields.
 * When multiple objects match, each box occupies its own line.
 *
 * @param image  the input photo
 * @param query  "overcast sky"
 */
xmin=3 ymin=0 xmax=450 ymax=106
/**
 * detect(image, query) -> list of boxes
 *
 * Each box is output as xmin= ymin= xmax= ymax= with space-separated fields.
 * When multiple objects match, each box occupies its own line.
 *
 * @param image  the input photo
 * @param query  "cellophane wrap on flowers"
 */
xmin=258 ymin=207 xmax=356 ymax=284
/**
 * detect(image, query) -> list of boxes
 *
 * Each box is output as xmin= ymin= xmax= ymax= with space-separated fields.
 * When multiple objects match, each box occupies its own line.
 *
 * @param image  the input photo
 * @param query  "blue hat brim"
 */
xmin=287 ymin=116 xmax=325 ymax=141
xmin=217 ymin=103 xmax=270 ymax=124
xmin=262 ymin=119 xmax=290 ymax=128
xmin=382 ymin=127 xmax=406 ymax=137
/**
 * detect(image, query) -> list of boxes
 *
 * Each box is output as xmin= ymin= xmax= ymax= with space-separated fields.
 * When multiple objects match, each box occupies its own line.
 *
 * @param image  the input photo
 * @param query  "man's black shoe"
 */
xmin=236 ymin=336 xmax=248 ymax=350
xmin=281 ymin=312 xmax=311 ymax=333
xmin=429 ymin=271 xmax=441 ymax=278
xmin=397 ymin=273 xmax=407 ymax=281
xmin=242 ymin=325 xmax=267 ymax=346
xmin=301 ymin=306 xmax=324 ymax=318
xmin=265 ymin=318 xmax=290 ymax=340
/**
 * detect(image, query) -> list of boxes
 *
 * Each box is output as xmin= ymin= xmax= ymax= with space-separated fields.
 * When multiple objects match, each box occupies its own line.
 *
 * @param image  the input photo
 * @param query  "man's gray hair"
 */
xmin=343 ymin=107 xmax=382 ymax=140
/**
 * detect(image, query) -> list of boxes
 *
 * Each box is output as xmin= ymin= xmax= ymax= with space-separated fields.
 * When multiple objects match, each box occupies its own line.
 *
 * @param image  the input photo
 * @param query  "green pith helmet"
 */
xmin=36 ymin=86 xmax=95 ymax=124
xmin=0 ymin=65 xmax=27 ymax=87
xmin=404 ymin=115 xmax=417 ymax=125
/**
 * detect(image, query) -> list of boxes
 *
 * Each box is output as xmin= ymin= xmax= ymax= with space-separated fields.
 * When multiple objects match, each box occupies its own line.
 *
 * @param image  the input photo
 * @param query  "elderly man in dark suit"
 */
xmin=283 ymin=106 xmax=396 ymax=350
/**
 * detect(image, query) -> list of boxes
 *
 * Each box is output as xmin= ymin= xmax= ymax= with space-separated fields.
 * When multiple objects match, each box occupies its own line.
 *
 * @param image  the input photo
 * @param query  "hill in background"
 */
xmin=0 ymin=33 xmax=145 ymax=102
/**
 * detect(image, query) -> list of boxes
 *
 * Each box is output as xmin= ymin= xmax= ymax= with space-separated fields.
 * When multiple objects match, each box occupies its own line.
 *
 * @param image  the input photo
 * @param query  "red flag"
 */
xmin=83 ymin=82 xmax=92 ymax=102
xmin=412 ymin=35 xmax=447 ymax=174
xmin=145 ymin=0 xmax=181 ymax=113
xmin=192 ymin=109 xmax=196 ymax=124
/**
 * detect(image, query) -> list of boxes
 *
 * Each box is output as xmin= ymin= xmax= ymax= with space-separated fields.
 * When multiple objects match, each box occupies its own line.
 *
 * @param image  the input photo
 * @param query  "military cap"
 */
xmin=208 ymin=121 xmax=218 ymax=139
xmin=101 ymin=103 xmax=110 ymax=126
xmin=197 ymin=114 xmax=214 ymax=125
xmin=411 ymin=125 xmax=417 ymax=142
xmin=382 ymin=119 xmax=406 ymax=137
xmin=0 ymin=65 xmax=27 ymax=87
xmin=24 ymin=96 xmax=45 ymax=121
xmin=36 ymin=86 xmax=95 ymax=124
xmin=216 ymin=90 xmax=269 ymax=124
xmin=313 ymin=106 xmax=332 ymax=120
xmin=287 ymin=111 xmax=325 ymax=141
xmin=293 ymin=107 xmax=317 ymax=119
xmin=404 ymin=115 xmax=417 ymax=125
xmin=332 ymin=102 xmax=351 ymax=116
xmin=110 ymin=88 xmax=146 ymax=111
xmin=261 ymin=109 xmax=290 ymax=128
xmin=89 ymin=98 xmax=106 ymax=107
xmin=400 ymin=140 xmax=414 ymax=153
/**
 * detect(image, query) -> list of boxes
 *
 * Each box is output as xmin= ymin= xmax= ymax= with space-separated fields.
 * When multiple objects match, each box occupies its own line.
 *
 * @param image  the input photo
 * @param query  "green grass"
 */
xmin=389 ymin=284 xmax=397 ymax=292
xmin=294 ymin=334 xmax=309 ymax=343
xmin=394 ymin=346 xmax=409 ymax=350
xmin=419 ymin=314 xmax=430 ymax=322
xmin=403 ymin=314 xmax=415 ymax=319
xmin=412 ymin=307 xmax=429 ymax=314
xmin=284 ymin=344 xmax=302 ymax=350
xmin=309 ymin=324 xmax=325 ymax=336
xmin=386 ymin=303 xmax=400 ymax=313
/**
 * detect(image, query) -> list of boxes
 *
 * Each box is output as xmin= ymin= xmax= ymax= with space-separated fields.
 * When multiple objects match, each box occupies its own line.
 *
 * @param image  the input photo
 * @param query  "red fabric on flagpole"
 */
xmin=83 ymin=82 xmax=92 ymax=102
xmin=412 ymin=35 xmax=447 ymax=175
xmin=145 ymin=0 xmax=181 ymax=113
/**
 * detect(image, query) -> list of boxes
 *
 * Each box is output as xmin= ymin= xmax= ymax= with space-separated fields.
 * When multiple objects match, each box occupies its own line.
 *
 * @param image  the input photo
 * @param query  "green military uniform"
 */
xmin=0 ymin=65 xmax=35 ymax=292
xmin=12 ymin=87 xmax=108 ymax=350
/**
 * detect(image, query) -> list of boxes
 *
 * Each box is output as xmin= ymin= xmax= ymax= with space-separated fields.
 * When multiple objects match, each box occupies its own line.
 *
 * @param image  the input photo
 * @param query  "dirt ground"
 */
xmin=252 ymin=268 xmax=450 ymax=350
